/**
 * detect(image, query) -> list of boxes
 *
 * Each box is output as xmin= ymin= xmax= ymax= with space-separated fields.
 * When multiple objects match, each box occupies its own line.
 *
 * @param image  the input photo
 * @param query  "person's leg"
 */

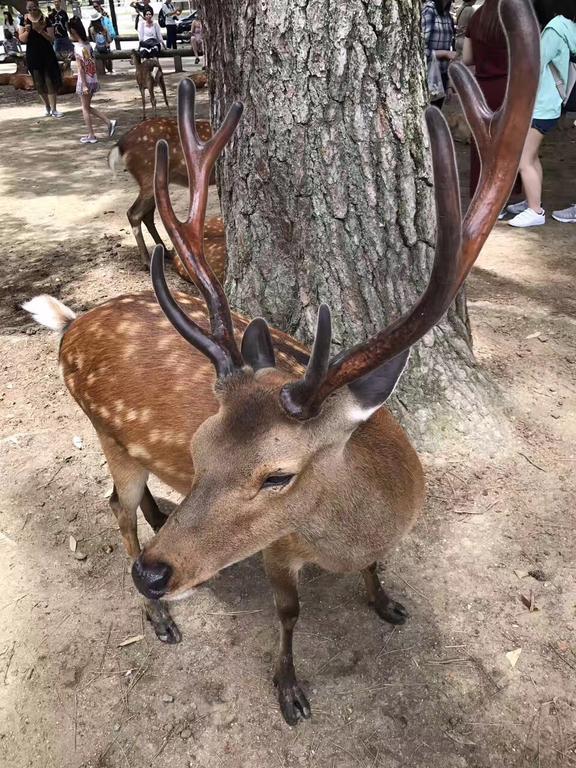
xmin=518 ymin=127 xmax=545 ymax=212
xmin=81 ymin=92 xmax=96 ymax=138
xmin=32 ymin=70 xmax=51 ymax=113
xmin=89 ymin=102 xmax=111 ymax=129
xmin=167 ymin=25 xmax=176 ymax=49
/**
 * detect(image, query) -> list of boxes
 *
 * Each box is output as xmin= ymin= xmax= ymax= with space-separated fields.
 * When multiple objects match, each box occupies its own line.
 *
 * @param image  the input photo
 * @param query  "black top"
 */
xmin=19 ymin=14 xmax=59 ymax=71
xmin=48 ymin=8 xmax=69 ymax=39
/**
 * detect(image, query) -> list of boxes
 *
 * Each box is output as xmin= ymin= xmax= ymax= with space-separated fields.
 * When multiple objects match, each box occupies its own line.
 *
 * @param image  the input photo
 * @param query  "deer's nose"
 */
xmin=132 ymin=556 xmax=172 ymax=599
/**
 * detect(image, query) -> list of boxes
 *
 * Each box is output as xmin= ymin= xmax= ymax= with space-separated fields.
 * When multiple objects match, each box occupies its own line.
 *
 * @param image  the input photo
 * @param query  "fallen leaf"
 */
xmin=118 ymin=634 xmax=145 ymax=648
xmin=506 ymin=648 xmax=522 ymax=668
xmin=514 ymin=569 xmax=529 ymax=579
xmin=69 ymin=535 xmax=77 ymax=552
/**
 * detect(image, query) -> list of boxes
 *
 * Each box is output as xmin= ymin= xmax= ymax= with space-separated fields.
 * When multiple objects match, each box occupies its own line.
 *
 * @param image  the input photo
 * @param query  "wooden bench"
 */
xmin=94 ymin=46 xmax=197 ymax=76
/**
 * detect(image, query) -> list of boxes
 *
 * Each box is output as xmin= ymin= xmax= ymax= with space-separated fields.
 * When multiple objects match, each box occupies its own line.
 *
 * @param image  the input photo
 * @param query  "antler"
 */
xmin=151 ymin=78 xmax=244 ymax=377
xmin=280 ymin=0 xmax=540 ymax=419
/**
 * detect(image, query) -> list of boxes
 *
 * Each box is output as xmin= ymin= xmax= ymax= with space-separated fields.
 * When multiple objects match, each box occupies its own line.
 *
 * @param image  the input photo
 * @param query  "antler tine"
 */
xmin=281 ymin=108 xmax=462 ymax=419
xmin=154 ymin=78 xmax=244 ymax=371
xmin=150 ymin=245 xmax=235 ymax=376
xmin=280 ymin=0 xmax=539 ymax=421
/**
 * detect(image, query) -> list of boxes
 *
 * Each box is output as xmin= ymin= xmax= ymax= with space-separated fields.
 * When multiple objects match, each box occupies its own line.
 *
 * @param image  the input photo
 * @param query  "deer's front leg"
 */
xmin=362 ymin=562 xmax=408 ymax=625
xmin=263 ymin=545 xmax=311 ymax=726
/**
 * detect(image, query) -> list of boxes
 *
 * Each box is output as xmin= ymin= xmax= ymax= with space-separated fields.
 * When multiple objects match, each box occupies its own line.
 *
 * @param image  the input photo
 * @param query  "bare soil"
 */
xmin=1 ymin=72 xmax=576 ymax=768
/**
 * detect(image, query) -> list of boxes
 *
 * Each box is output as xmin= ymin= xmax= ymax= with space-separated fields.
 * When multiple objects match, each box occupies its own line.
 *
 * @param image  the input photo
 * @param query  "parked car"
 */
xmin=176 ymin=10 xmax=198 ymax=38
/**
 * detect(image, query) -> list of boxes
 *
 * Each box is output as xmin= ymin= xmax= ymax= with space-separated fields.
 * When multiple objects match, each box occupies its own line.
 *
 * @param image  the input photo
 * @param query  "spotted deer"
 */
xmin=131 ymin=49 xmax=170 ymax=121
xmin=108 ymin=114 xmax=227 ymax=281
xmin=24 ymin=0 xmax=538 ymax=726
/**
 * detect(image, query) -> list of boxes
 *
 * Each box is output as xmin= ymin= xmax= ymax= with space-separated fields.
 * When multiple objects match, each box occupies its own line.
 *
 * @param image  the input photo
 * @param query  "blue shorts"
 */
xmin=531 ymin=117 xmax=559 ymax=135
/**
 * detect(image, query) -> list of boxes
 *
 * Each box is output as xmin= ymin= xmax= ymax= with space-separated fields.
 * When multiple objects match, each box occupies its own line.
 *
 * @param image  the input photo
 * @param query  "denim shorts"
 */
xmin=531 ymin=117 xmax=560 ymax=135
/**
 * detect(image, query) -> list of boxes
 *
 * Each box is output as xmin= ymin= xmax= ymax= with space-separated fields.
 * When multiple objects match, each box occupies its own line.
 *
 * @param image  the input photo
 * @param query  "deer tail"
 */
xmin=108 ymin=143 xmax=124 ymax=176
xmin=22 ymin=295 xmax=76 ymax=334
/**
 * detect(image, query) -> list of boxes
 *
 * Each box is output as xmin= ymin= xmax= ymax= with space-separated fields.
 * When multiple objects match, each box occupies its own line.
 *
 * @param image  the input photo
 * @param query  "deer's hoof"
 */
xmin=374 ymin=598 xmax=409 ymax=625
xmin=274 ymin=676 xmax=311 ymax=726
xmin=145 ymin=601 xmax=182 ymax=644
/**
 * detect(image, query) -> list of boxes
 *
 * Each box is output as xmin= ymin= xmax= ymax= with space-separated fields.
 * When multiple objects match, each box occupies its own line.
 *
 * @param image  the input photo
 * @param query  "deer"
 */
xmin=108 ymin=114 xmax=227 ymax=282
xmin=131 ymin=49 xmax=170 ymax=121
xmin=23 ymin=0 xmax=538 ymax=726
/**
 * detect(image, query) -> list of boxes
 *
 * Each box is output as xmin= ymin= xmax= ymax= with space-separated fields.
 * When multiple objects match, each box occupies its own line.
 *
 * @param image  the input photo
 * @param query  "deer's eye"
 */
xmin=261 ymin=473 xmax=295 ymax=491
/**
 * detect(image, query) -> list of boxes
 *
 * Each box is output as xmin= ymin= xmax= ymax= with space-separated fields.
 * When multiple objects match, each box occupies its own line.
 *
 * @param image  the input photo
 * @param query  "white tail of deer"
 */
xmin=25 ymin=0 xmax=539 ymax=726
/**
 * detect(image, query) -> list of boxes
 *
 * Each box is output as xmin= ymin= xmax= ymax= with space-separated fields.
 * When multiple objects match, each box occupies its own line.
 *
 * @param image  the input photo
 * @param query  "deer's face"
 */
xmin=132 ymin=369 xmax=356 ymax=601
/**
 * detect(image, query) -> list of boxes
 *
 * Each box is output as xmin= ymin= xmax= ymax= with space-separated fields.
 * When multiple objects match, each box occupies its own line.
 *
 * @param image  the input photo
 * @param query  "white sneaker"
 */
xmin=506 ymin=200 xmax=528 ymax=215
xmin=508 ymin=207 xmax=545 ymax=228
xmin=42 ymin=107 xmax=51 ymax=117
xmin=51 ymin=110 xmax=63 ymax=118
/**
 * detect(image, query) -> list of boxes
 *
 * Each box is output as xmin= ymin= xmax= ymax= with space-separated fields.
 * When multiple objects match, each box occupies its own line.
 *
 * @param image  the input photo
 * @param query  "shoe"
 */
xmin=51 ymin=110 xmax=63 ymax=118
xmin=498 ymin=209 xmax=506 ymax=220
xmin=195 ymin=57 xmax=199 ymax=64
xmin=508 ymin=207 xmax=545 ymax=228
xmin=552 ymin=204 xmax=576 ymax=223
xmin=108 ymin=119 xmax=117 ymax=138
xmin=80 ymin=136 xmax=98 ymax=144
xmin=506 ymin=200 xmax=528 ymax=215
xmin=43 ymin=107 xmax=51 ymax=117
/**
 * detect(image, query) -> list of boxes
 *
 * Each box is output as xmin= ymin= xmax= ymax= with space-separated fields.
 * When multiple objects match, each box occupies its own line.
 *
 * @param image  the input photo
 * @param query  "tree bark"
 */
xmin=201 ymin=0 xmax=502 ymax=450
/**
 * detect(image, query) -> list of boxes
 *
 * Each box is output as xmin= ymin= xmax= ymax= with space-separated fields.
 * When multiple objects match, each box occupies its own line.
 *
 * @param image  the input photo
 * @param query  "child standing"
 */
xmin=69 ymin=16 xmax=117 ymax=144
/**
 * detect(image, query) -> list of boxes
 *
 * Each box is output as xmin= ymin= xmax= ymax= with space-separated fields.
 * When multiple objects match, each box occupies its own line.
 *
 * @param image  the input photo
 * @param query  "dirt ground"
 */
xmin=1 ymin=68 xmax=576 ymax=768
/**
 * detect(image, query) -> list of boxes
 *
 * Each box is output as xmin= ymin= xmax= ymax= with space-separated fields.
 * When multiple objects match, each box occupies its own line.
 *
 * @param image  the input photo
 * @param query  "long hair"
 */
xmin=534 ymin=0 xmax=576 ymax=26
xmin=433 ymin=0 xmax=452 ymax=15
xmin=4 ymin=11 xmax=14 ymax=24
xmin=69 ymin=16 xmax=88 ymax=41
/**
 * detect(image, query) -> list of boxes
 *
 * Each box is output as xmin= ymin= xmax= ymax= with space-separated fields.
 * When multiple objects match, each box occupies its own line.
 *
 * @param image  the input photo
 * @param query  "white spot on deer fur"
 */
xmin=114 ymin=400 xmax=125 ymax=412
xmin=128 ymin=444 xmax=151 ymax=461
xmin=87 ymin=372 xmax=97 ymax=385
xmin=99 ymin=406 xmax=111 ymax=419
xmin=140 ymin=407 xmax=152 ymax=423
xmin=126 ymin=409 xmax=138 ymax=422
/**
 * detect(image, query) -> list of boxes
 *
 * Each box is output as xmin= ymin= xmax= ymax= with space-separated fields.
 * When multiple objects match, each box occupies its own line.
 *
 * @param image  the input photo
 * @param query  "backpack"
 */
xmin=158 ymin=8 xmax=166 ymax=27
xmin=95 ymin=31 xmax=108 ymax=50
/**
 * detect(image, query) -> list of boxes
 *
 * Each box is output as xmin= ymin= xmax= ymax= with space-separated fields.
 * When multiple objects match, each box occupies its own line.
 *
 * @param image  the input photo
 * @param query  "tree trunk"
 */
xmin=201 ymin=0 xmax=502 ymax=450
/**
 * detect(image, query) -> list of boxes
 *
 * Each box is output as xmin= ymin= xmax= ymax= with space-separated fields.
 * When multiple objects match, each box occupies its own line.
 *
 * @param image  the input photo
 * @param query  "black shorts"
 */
xmin=531 ymin=117 xmax=560 ymax=135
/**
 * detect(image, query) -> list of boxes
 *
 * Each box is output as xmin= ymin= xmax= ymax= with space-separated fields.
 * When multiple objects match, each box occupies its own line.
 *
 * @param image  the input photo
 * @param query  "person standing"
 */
xmin=3 ymin=11 xmax=17 ymax=37
xmin=161 ymin=0 xmax=179 ymax=50
xmin=48 ymin=0 xmax=73 ymax=58
xmin=463 ymin=0 xmax=522 ymax=201
xmin=130 ymin=0 xmax=151 ymax=30
xmin=507 ymin=5 xmax=576 ymax=227
xmin=89 ymin=12 xmax=113 ymax=73
xmin=455 ymin=0 xmax=476 ymax=52
xmin=421 ymin=0 xmax=457 ymax=109
xmin=69 ymin=16 xmax=116 ymax=143
xmin=18 ymin=0 xmax=63 ymax=118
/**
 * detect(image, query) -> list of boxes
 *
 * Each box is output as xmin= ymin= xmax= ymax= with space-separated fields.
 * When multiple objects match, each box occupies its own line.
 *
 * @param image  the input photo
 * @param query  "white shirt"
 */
xmin=161 ymin=2 xmax=177 ymax=25
xmin=138 ymin=19 xmax=163 ymax=44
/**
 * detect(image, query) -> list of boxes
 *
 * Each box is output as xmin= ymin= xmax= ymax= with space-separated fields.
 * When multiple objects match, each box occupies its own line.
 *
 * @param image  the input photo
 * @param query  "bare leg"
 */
xmin=263 ymin=544 xmax=311 ymax=726
xmin=518 ymin=128 xmax=545 ymax=212
xmin=362 ymin=563 xmax=408 ymax=625
xmin=39 ymin=92 xmax=50 ymax=111
xmin=89 ymin=104 xmax=111 ymax=129
xmin=81 ymin=92 xmax=96 ymax=138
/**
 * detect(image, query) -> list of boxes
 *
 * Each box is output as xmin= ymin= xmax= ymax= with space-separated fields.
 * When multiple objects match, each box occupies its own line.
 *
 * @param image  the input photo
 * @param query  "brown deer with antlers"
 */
xmin=24 ymin=0 xmax=538 ymax=726
xmin=108 ymin=115 xmax=227 ymax=282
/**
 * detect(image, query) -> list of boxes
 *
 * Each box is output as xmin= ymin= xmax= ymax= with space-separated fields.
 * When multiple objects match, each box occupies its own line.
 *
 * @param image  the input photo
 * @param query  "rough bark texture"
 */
xmin=201 ymin=0 xmax=501 ymax=449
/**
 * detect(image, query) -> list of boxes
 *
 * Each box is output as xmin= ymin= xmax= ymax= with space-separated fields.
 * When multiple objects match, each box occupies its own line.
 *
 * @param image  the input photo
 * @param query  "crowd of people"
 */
xmin=1 ymin=0 xmax=204 ymax=142
xmin=423 ymin=0 xmax=576 ymax=227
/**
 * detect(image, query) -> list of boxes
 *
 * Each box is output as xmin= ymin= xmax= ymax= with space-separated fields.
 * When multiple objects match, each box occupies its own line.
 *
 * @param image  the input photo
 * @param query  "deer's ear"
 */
xmin=347 ymin=349 xmax=410 ymax=420
xmin=241 ymin=318 xmax=276 ymax=371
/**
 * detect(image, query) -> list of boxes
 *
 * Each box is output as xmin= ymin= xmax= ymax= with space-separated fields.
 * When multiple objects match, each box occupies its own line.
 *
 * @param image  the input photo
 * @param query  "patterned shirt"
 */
xmin=422 ymin=1 xmax=455 ymax=73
